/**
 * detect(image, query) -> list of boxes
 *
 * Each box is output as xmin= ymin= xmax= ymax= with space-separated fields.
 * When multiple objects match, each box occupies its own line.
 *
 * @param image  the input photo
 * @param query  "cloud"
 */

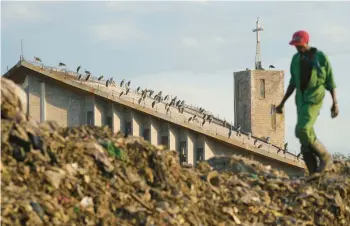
xmin=181 ymin=37 xmax=199 ymax=48
xmin=1 ymin=2 xmax=48 ymax=25
xmin=104 ymin=2 xmax=169 ymax=14
xmin=318 ymin=25 xmax=350 ymax=44
xmin=89 ymin=20 xmax=148 ymax=43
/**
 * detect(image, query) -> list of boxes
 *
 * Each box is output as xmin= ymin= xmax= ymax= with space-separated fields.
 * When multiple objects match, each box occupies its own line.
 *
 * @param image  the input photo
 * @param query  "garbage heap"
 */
xmin=1 ymin=77 xmax=350 ymax=226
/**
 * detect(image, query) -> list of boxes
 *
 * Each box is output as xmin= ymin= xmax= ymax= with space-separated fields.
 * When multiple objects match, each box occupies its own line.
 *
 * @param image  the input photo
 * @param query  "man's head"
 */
xmin=289 ymin=30 xmax=310 ymax=53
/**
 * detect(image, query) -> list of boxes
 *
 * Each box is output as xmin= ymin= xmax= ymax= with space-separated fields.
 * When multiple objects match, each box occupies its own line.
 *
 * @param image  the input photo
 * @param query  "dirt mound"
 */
xmin=1 ymin=77 xmax=350 ymax=226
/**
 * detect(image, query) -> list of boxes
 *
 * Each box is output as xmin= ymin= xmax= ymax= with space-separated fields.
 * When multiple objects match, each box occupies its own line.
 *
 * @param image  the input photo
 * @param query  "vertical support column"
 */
xmin=112 ymin=104 xmax=122 ymax=133
xmin=40 ymin=81 xmax=46 ymax=122
xmin=169 ymin=124 xmax=179 ymax=152
xmin=93 ymin=97 xmax=102 ymax=127
xmin=149 ymin=117 xmax=159 ymax=146
xmin=130 ymin=110 xmax=141 ymax=137
xmin=204 ymin=137 xmax=215 ymax=160
xmin=186 ymin=131 xmax=195 ymax=166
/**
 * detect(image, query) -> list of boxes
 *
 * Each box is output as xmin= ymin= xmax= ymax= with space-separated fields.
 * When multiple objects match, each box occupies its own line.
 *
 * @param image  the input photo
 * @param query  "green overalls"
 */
xmin=289 ymin=49 xmax=336 ymax=147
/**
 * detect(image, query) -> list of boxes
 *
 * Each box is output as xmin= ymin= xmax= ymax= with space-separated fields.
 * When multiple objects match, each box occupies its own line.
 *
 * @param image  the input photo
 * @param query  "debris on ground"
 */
xmin=1 ymin=77 xmax=350 ymax=225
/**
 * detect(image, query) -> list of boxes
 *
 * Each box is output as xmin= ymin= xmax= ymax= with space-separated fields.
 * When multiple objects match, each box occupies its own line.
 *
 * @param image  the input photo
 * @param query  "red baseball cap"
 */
xmin=289 ymin=30 xmax=309 ymax=46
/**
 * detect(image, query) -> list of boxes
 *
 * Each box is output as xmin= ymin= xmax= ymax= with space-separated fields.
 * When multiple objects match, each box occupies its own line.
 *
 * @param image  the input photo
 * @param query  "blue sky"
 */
xmin=2 ymin=1 xmax=350 ymax=155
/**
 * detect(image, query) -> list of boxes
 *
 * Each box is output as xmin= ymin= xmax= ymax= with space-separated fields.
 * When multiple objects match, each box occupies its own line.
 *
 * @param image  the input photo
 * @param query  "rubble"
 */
xmin=1 ymin=77 xmax=350 ymax=225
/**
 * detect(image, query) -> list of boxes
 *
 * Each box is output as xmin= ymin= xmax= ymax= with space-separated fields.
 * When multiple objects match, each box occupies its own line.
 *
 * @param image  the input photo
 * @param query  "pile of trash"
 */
xmin=1 ymin=77 xmax=350 ymax=226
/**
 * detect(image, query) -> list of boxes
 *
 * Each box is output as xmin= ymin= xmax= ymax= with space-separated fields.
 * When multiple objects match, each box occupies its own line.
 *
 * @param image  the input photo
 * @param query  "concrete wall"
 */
xmin=28 ymin=75 xmax=41 ymax=122
xmin=46 ymin=80 xmax=85 ymax=127
xmin=251 ymin=70 xmax=285 ymax=148
xmin=234 ymin=71 xmax=251 ymax=132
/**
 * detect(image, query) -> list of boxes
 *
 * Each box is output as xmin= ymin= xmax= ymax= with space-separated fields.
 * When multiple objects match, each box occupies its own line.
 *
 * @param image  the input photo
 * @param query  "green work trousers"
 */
xmin=295 ymin=100 xmax=323 ymax=147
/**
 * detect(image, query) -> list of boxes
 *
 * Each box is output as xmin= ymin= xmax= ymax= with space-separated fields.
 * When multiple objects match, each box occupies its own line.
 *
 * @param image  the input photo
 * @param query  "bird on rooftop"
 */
xmin=166 ymin=107 xmax=170 ymax=115
xmin=126 ymin=80 xmax=131 ymax=88
xmin=203 ymin=113 xmax=206 ymax=119
xmin=85 ymin=70 xmax=91 ymax=75
xmin=208 ymin=116 xmax=213 ymax=124
xmin=237 ymin=125 xmax=242 ymax=132
xmin=297 ymin=153 xmax=302 ymax=160
xmin=193 ymin=115 xmax=197 ymax=120
xmin=126 ymin=88 xmax=130 ymax=95
xmin=247 ymin=132 xmax=252 ymax=140
xmin=164 ymin=95 xmax=169 ymax=101
xmin=223 ymin=120 xmax=226 ymax=127
xmin=149 ymin=90 xmax=154 ymax=97
xmin=34 ymin=56 xmax=42 ymax=63
xmin=152 ymin=101 xmax=156 ymax=108
xmin=181 ymin=100 xmax=185 ymax=106
xmin=266 ymin=137 xmax=270 ymax=143
xmin=254 ymin=139 xmax=259 ymax=146
xmin=277 ymin=148 xmax=282 ymax=154
xmin=98 ymin=75 xmax=104 ymax=81
xmin=106 ymin=80 xmax=109 ymax=87
xmin=77 ymin=74 xmax=82 ymax=80
xmin=59 ymin=62 xmax=66 ymax=67
xmin=228 ymin=127 xmax=232 ymax=138
xmin=119 ymin=91 xmax=124 ymax=97
xmin=269 ymin=65 xmax=275 ymax=69
xmin=138 ymin=98 xmax=142 ymax=104
xmin=76 ymin=65 xmax=81 ymax=73
xmin=120 ymin=79 xmax=125 ymax=87
xmin=188 ymin=117 xmax=193 ymax=122
xmin=199 ymin=108 xmax=205 ymax=113
xmin=157 ymin=91 xmax=162 ymax=96
xmin=85 ymin=74 xmax=91 ymax=81
xmin=176 ymin=100 xmax=181 ymax=107
xmin=181 ymin=107 xmax=185 ymax=113
xmin=257 ymin=144 xmax=263 ymax=149
xmin=202 ymin=120 xmax=206 ymax=126
xmin=136 ymin=87 xmax=141 ymax=93
xmin=284 ymin=142 xmax=288 ymax=151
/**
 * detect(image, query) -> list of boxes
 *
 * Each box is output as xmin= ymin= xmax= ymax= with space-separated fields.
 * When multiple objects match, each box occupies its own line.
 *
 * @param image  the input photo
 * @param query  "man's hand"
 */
xmin=331 ymin=103 xmax=339 ymax=118
xmin=275 ymin=104 xmax=284 ymax=114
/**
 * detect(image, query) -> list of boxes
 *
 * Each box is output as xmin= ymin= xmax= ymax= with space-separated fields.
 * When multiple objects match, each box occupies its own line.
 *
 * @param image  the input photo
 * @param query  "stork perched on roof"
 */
xmin=98 ymin=75 xmax=104 ymax=81
xmin=228 ymin=126 xmax=232 ymax=138
xmin=269 ymin=65 xmax=275 ymax=69
xmin=34 ymin=56 xmax=42 ymax=63
xmin=58 ymin=62 xmax=66 ymax=67
xmin=76 ymin=65 xmax=81 ymax=73
xmin=126 ymin=80 xmax=131 ymax=88
xmin=120 ymin=79 xmax=125 ymax=87
xmin=85 ymin=74 xmax=91 ymax=81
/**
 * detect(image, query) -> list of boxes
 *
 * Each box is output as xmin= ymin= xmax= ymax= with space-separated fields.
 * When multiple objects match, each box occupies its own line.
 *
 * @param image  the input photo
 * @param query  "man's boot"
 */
xmin=301 ymin=145 xmax=318 ymax=175
xmin=309 ymin=140 xmax=333 ymax=173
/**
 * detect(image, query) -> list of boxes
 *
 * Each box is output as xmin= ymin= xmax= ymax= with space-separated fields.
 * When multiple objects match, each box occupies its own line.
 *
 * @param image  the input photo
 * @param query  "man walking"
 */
xmin=275 ymin=30 xmax=339 ymax=175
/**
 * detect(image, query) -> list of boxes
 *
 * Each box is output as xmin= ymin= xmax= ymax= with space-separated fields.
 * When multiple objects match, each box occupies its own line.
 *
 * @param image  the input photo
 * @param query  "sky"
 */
xmin=1 ymin=1 xmax=350 ymax=155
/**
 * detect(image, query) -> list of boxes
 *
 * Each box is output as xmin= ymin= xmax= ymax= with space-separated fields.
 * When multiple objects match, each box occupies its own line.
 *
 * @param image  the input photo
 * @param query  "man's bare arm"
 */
xmin=330 ymin=88 xmax=337 ymax=105
xmin=280 ymin=84 xmax=296 ymax=106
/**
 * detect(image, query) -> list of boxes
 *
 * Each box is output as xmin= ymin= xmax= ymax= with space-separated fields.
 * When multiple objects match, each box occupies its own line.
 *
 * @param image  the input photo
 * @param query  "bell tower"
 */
xmin=233 ymin=18 xmax=285 ymax=148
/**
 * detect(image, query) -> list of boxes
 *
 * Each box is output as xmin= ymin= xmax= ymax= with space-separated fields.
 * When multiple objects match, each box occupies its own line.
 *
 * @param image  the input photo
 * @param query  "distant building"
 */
xmin=3 ymin=59 xmax=305 ymax=175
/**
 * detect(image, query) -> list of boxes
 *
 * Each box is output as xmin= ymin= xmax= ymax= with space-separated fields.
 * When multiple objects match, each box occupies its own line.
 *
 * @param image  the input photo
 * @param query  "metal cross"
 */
xmin=252 ymin=17 xmax=264 ymax=70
